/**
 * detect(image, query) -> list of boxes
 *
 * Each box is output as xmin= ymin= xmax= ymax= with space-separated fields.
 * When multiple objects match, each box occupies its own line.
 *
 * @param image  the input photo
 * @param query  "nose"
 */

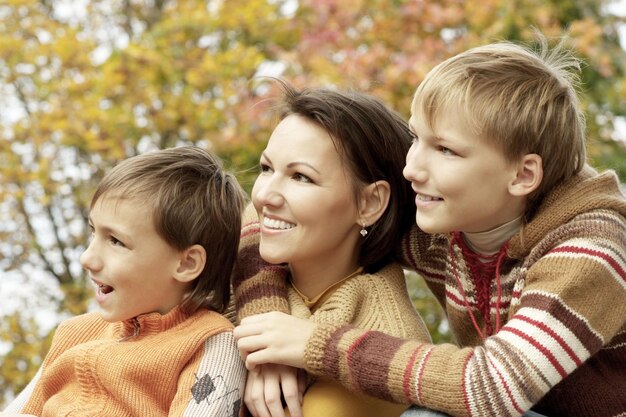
xmin=80 ymin=237 xmax=102 ymax=273
xmin=252 ymin=173 xmax=285 ymax=208
xmin=403 ymin=141 xmax=428 ymax=184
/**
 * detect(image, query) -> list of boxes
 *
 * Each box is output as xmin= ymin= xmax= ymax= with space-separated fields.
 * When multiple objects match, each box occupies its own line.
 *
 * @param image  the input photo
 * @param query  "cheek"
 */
xmin=320 ymin=197 xmax=357 ymax=226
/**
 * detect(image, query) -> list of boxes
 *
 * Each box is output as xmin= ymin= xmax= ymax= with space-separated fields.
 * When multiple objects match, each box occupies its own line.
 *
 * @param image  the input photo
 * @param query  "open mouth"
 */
xmin=93 ymin=279 xmax=114 ymax=295
xmin=98 ymin=284 xmax=114 ymax=295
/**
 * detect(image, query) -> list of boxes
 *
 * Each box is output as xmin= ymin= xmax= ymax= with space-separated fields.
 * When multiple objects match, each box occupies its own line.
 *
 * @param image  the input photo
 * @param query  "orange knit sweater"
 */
xmin=19 ymin=306 xmax=245 ymax=417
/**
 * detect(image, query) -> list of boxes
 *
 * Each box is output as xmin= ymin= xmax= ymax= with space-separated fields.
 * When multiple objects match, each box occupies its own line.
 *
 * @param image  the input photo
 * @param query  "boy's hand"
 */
xmin=234 ymin=312 xmax=314 ymax=370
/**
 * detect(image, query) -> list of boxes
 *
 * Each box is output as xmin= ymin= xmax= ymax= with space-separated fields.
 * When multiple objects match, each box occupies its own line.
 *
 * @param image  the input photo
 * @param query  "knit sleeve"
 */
xmin=233 ymin=203 xmax=290 ymax=322
xmin=2 ymin=367 xmax=41 ymax=412
xmin=304 ymin=211 xmax=626 ymax=417
xmin=171 ymin=331 xmax=247 ymax=417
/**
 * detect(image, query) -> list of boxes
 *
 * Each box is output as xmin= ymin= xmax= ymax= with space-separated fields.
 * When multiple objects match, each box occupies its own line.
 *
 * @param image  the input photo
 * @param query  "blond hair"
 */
xmin=412 ymin=36 xmax=586 ymax=211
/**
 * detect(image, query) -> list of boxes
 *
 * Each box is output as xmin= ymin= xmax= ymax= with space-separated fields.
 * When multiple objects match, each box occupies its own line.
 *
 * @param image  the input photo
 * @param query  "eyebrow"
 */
xmin=88 ymin=216 xmax=131 ymax=240
xmin=261 ymin=152 xmax=321 ymax=174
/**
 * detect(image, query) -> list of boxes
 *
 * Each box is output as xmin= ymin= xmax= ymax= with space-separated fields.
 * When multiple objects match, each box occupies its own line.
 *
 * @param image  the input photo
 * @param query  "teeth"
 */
xmin=263 ymin=217 xmax=295 ymax=230
xmin=417 ymin=193 xmax=441 ymax=202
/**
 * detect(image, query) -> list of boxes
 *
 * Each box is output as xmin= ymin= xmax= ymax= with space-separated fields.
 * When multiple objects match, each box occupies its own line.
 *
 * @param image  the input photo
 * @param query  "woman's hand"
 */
xmin=244 ymin=364 xmax=306 ymax=417
xmin=234 ymin=312 xmax=315 ymax=370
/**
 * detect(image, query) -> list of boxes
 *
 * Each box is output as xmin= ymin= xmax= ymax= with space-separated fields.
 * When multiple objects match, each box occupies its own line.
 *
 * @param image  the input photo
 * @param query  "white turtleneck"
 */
xmin=462 ymin=216 xmax=523 ymax=256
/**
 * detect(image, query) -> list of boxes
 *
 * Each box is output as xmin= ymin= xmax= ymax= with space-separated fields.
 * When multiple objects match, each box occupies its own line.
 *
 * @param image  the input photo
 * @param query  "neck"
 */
xmin=463 ymin=215 xmax=523 ymax=255
xmin=289 ymin=259 xmax=360 ymax=300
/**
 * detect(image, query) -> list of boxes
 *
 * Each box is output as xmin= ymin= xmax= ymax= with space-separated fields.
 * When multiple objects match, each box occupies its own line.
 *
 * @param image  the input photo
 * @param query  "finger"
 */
xmin=244 ymin=370 xmax=260 ymax=417
xmin=297 ymin=369 xmax=307 ymax=404
xmin=246 ymin=368 xmax=272 ymax=417
xmin=281 ymin=368 xmax=303 ymax=417
xmin=263 ymin=367 xmax=286 ymax=417
xmin=245 ymin=348 xmax=275 ymax=369
xmin=233 ymin=322 xmax=263 ymax=340
xmin=237 ymin=334 xmax=268 ymax=357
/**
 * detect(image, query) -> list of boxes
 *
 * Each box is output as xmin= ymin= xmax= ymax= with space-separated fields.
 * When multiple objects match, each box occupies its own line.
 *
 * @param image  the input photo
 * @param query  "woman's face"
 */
xmin=251 ymin=114 xmax=361 ymax=281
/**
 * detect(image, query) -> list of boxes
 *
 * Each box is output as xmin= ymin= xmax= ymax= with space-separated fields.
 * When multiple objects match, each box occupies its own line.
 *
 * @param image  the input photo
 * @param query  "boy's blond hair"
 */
xmin=90 ymin=146 xmax=246 ymax=314
xmin=412 ymin=37 xmax=586 ymax=211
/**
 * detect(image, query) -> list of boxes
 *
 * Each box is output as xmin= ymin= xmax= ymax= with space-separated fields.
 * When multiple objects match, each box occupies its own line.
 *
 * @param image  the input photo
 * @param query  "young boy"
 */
xmin=3 ymin=146 xmax=247 ymax=417
xmin=233 ymin=38 xmax=626 ymax=417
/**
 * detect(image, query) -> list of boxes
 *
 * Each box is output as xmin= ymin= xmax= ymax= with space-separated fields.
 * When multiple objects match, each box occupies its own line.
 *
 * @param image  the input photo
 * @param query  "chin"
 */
xmin=259 ymin=249 xmax=287 ymax=265
xmin=97 ymin=312 xmax=117 ymax=323
xmin=418 ymin=223 xmax=454 ymax=235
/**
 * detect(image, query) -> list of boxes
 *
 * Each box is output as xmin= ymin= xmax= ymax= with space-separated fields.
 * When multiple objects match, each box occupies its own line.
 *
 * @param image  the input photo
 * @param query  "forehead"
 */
xmin=267 ymin=115 xmax=342 ymax=161
xmin=91 ymin=194 xmax=154 ymax=227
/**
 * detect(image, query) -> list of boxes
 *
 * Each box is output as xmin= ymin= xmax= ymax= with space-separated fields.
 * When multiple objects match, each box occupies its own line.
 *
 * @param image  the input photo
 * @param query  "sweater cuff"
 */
xmin=304 ymin=322 xmax=343 ymax=377
xmin=235 ymin=265 xmax=290 ymax=321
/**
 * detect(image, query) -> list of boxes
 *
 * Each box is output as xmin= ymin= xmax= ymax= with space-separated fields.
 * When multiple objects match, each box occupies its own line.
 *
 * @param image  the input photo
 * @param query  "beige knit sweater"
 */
xmin=287 ymin=262 xmax=430 ymax=342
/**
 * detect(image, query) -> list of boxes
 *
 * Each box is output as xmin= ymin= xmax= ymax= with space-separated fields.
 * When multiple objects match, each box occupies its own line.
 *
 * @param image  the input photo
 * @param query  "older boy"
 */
xmin=233 ymin=38 xmax=626 ymax=417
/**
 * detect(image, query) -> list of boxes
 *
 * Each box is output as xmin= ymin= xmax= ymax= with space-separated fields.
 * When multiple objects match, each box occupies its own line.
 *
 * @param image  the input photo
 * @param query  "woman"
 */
xmin=233 ymin=81 xmax=431 ymax=417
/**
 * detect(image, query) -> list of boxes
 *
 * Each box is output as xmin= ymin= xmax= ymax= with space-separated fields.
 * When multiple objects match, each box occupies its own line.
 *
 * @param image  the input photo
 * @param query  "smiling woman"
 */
xmin=252 ymin=114 xmax=365 ymax=294
xmin=233 ymin=81 xmax=431 ymax=417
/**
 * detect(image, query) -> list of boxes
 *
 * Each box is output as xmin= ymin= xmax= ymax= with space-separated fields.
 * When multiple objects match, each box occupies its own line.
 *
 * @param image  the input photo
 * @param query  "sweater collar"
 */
xmin=115 ymin=305 xmax=191 ymax=339
xmin=508 ymin=165 xmax=626 ymax=259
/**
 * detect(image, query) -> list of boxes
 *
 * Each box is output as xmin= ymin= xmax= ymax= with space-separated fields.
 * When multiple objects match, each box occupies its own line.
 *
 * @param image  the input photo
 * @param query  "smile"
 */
xmin=263 ymin=217 xmax=295 ymax=230
xmin=416 ymin=193 xmax=443 ymax=202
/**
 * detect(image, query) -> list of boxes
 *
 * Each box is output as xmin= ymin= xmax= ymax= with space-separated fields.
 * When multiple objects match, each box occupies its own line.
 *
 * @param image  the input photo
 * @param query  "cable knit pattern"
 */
xmin=19 ymin=306 xmax=246 ymax=417
xmin=302 ymin=166 xmax=626 ymax=417
xmin=290 ymin=263 xmax=431 ymax=415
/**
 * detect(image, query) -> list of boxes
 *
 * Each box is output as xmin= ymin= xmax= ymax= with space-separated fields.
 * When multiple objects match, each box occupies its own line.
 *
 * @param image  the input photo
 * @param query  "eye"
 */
xmin=259 ymin=162 xmax=273 ymax=174
xmin=439 ymin=146 xmax=457 ymax=156
xmin=109 ymin=235 xmax=126 ymax=247
xmin=292 ymin=172 xmax=313 ymax=183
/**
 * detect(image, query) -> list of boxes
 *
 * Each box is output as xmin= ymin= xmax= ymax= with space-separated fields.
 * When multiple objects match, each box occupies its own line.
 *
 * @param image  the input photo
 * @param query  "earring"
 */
xmin=360 ymin=223 xmax=368 ymax=237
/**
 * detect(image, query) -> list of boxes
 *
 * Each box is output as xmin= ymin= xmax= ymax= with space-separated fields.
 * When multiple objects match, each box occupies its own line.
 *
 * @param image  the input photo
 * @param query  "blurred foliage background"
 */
xmin=1 ymin=0 xmax=625 ymax=406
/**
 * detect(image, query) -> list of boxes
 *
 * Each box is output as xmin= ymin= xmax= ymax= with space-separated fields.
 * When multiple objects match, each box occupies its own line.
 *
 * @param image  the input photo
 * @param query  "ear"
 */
xmin=509 ymin=153 xmax=543 ymax=197
xmin=357 ymin=180 xmax=391 ymax=227
xmin=173 ymin=244 xmax=206 ymax=283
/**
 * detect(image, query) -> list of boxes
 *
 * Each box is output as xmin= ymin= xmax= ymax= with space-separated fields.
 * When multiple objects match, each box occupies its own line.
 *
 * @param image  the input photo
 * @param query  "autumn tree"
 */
xmin=1 ymin=0 xmax=625 ymax=406
xmin=0 ymin=0 xmax=291 ymax=403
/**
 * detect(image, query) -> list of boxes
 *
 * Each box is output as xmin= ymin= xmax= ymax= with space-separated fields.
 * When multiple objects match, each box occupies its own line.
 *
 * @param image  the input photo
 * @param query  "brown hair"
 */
xmin=91 ymin=146 xmax=246 ymax=314
xmin=273 ymin=80 xmax=415 ymax=273
xmin=412 ymin=36 xmax=586 ymax=215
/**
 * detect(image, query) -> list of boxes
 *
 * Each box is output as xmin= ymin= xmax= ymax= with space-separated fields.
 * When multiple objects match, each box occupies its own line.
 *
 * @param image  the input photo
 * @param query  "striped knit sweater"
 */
xmin=234 ymin=165 xmax=626 ymax=417
xmin=13 ymin=306 xmax=246 ymax=417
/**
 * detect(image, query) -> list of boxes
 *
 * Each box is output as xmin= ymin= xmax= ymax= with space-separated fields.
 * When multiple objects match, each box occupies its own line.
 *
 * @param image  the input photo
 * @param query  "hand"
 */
xmin=244 ymin=364 xmax=306 ymax=417
xmin=234 ymin=312 xmax=315 ymax=370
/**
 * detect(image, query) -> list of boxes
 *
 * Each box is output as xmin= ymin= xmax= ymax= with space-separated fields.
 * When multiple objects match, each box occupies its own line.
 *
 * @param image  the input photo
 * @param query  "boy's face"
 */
xmin=80 ymin=195 xmax=189 ymax=322
xmin=403 ymin=106 xmax=526 ymax=234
